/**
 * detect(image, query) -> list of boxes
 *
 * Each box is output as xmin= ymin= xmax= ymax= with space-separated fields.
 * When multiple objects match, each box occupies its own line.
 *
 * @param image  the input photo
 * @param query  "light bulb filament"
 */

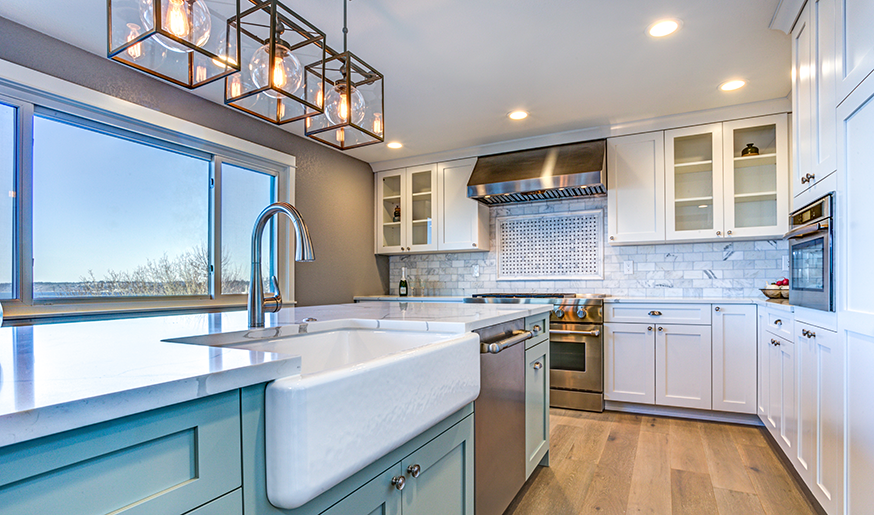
xmin=167 ymin=0 xmax=191 ymax=39
xmin=126 ymin=23 xmax=143 ymax=60
xmin=272 ymin=57 xmax=287 ymax=89
xmin=339 ymin=93 xmax=348 ymax=121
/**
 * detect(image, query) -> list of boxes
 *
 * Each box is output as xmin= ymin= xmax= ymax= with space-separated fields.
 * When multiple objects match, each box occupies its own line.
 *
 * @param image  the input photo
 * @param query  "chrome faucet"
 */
xmin=248 ymin=202 xmax=315 ymax=327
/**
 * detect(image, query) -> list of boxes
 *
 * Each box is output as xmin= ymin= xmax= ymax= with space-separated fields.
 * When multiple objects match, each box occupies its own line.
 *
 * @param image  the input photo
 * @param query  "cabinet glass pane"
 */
xmin=732 ymin=124 xmax=777 ymax=228
xmin=0 ymin=104 xmax=13 ymax=300
xmin=410 ymin=170 xmax=432 ymax=245
xmin=674 ymin=133 xmax=714 ymax=231
xmin=381 ymin=174 xmax=402 ymax=247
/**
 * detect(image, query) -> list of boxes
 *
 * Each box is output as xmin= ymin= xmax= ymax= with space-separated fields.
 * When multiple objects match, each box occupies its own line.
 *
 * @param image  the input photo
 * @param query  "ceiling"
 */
xmin=0 ymin=1 xmax=790 ymax=166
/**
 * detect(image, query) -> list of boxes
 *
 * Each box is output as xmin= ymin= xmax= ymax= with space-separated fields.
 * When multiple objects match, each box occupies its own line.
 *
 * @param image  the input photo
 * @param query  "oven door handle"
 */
xmin=481 ymin=330 xmax=532 ymax=354
xmin=784 ymin=220 xmax=829 ymax=240
xmin=549 ymin=329 xmax=601 ymax=337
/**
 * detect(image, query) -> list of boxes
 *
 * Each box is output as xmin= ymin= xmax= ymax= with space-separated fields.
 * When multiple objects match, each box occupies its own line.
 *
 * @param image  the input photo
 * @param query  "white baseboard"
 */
xmin=605 ymin=401 xmax=764 ymax=426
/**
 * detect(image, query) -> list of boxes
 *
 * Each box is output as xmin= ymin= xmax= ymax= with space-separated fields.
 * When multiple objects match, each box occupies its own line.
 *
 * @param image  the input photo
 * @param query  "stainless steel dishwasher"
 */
xmin=474 ymin=319 xmax=533 ymax=515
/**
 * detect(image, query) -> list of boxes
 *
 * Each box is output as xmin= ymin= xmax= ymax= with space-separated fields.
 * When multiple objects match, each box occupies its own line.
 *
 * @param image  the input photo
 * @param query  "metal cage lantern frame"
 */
xmin=223 ymin=0 xmax=326 ymax=125
xmin=304 ymin=46 xmax=385 ymax=150
xmin=107 ymin=0 xmax=242 ymax=89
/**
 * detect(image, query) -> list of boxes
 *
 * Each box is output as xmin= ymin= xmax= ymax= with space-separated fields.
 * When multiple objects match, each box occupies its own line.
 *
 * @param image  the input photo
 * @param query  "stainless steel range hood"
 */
xmin=466 ymin=139 xmax=606 ymax=205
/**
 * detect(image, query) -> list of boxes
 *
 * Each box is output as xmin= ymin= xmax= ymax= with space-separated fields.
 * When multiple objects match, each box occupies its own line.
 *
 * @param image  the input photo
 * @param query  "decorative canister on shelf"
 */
xmin=741 ymin=143 xmax=759 ymax=156
xmin=393 ymin=205 xmax=401 ymax=222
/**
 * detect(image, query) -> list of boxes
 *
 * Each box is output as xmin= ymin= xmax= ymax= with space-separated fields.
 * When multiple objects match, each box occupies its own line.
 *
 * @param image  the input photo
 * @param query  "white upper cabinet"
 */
xmin=665 ymin=123 xmax=724 ymax=241
xmin=793 ymin=0 xmax=839 ymax=210
xmin=836 ymin=0 xmax=874 ymax=103
xmin=722 ymin=115 xmax=790 ymax=239
xmin=436 ymin=158 xmax=489 ymax=252
xmin=375 ymin=164 xmax=439 ymax=254
xmin=607 ymin=131 xmax=666 ymax=244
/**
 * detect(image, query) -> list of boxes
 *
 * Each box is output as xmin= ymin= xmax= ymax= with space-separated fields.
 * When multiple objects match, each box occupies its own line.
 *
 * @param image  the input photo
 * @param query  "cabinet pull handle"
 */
xmin=532 ymin=324 xmax=542 ymax=335
xmin=771 ymin=339 xmax=780 ymax=346
xmin=806 ymin=173 xmax=815 ymax=183
xmin=407 ymin=464 xmax=421 ymax=478
xmin=533 ymin=361 xmax=543 ymax=370
xmin=774 ymin=319 xmax=782 ymax=325
xmin=648 ymin=311 xmax=662 ymax=316
xmin=550 ymin=329 xmax=601 ymax=337
xmin=391 ymin=475 xmax=406 ymax=490
xmin=807 ymin=330 xmax=816 ymax=339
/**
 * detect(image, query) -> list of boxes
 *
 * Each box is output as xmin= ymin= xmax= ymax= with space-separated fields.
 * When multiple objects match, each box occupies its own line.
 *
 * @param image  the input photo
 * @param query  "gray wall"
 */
xmin=0 ymin=16 xmax=388 ymax=306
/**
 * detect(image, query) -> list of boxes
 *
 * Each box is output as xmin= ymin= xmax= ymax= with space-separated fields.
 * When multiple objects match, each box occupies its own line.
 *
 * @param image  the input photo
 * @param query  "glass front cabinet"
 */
xmin=376 ymin=164 xmax=439 ymax=254
xmin=665 ymin=114 xmax=789 ymax=241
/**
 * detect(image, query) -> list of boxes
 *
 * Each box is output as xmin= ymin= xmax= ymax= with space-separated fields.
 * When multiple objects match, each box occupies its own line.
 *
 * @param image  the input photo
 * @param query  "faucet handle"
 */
xmin=264 ymin=276 xmax=283 ymax=313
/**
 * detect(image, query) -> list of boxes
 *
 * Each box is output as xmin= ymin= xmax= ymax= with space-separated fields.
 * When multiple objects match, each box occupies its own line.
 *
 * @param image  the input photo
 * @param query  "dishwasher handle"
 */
xmin=550 ymin=329 xmax=601 ymax=337
xmin=481 ymin=330 xmax=533 ymax=354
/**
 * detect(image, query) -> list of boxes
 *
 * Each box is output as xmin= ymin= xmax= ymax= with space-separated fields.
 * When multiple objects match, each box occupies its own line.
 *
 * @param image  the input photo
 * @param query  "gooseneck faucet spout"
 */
xmin=248 ymin=202 xmax=315 ymax=328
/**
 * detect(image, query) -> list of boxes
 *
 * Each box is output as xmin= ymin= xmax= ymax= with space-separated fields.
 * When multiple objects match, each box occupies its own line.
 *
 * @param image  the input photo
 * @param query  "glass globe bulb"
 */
xmin=140 ymin=0 xmax=211 ymax=53
xmin=249 ymin=43 xmax=302 ymax=99
xmin=324 ymin=83 xmax=365 ymax=125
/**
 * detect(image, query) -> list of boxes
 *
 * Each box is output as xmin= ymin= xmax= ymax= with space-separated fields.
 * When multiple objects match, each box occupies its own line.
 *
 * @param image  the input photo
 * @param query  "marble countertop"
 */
xmin=355 ymin=295 xmax=769 ymax=304
xmin=0 ymin=302 xmax=550 ymax=447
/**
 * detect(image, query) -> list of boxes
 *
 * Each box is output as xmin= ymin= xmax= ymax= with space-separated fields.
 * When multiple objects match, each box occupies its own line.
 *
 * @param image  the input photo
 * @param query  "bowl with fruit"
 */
xmin=761 ymin=278 xmax=789 ymax=299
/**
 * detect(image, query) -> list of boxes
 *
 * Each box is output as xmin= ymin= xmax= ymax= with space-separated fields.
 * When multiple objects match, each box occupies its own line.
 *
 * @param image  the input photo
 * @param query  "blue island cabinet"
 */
xmin=0 ymin=390 xmax=243 ymax=514
xmin=240 ymin=385 xmax=475 ymax=515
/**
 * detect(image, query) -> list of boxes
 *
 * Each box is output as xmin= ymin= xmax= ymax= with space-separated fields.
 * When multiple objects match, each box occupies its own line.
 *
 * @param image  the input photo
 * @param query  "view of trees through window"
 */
xmin=25 ymin=115 xmax=275 ymax=299
xmin=0 ymin=104 xmax=13 ymax=300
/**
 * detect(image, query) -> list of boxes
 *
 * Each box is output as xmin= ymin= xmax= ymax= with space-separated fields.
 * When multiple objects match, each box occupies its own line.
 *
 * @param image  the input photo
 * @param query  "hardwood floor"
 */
xmin=505 ymin=409 xmax=820 ymax=515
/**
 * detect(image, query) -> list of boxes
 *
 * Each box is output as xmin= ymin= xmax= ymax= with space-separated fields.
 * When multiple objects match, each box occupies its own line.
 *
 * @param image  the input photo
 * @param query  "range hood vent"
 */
xmin=467 ymin=139 xmax=606 ymax=205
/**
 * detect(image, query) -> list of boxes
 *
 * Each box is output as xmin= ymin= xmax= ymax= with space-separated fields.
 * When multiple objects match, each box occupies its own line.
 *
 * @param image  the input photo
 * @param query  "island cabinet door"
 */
xmin=654 ymin=323 xmax=712 ymax=410
xmin=402 ymin=413 xmax=474 ymax=515
xmin=320 ymin=465 xmax=402 ymax=515
xmin=604 ymin=323 xmax=655 ymax=404
xmin=0 ymin=391 xmax=242 ymax=515
xmin=525 ymin=340 xmax=550 ymax=479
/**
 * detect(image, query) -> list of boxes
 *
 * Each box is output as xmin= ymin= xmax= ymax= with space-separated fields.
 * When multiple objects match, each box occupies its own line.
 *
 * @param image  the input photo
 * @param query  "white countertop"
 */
xmin=0 ymin=302 xmax=551 ymax=447
xmin=356 ymin=295 xmax=768 ymax=305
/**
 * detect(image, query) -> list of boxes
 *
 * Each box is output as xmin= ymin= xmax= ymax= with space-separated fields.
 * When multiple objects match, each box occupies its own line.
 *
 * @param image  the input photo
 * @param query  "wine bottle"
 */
xmin=399 ymin=266 xmax=409 ymax=297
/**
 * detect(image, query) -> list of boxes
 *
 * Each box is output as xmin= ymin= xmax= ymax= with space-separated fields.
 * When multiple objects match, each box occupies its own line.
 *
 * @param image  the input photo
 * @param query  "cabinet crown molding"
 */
xmin=770 ymin=0 xmax=807 ymax=34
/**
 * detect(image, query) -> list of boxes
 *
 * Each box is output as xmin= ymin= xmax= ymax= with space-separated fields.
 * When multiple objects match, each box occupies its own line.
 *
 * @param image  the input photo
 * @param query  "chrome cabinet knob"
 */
xmin=610 ymin=236 xmax=615 ymax=241
xmin=658 ymin=326 xmax=664 ymax=332
xmin=472 ymin=243 xmax=477 ymax=247
xmin=648 ymin=310 xmax=662 ymax=316
xmin=647 ymin=326 xmax=653 ymax=331
xmin=532 ymin=324 xmax=542 ymax=335
xmin=727 ymin=230 xmax=732 ymax=236
xmin=715 ymin=306 xmax=721 ymax=312
xmin=775 ymin=319 xmax=782 ymax=325
xmin=533 ymin=361 xmax=543 ymax=370
xmin=407 ymin=464 xmax=421 ymax=478
xmin=716 ymin=231 xmax=722 ymax=236
xmin=391 ymin=475 xmax=406 ymax=490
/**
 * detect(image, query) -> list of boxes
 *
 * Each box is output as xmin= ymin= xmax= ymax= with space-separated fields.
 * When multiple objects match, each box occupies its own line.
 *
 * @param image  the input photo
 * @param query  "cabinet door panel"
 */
xmin=836 ymin=0 xmax=874 ymax=102
xmin=604 ymin=323 xmax=655 ymax=404
xmin=812 ymin=0 xmax=838 ymax=179
xmin=712 ymin=304 xmax=757 ymax=414
xmin=607 ymin=132 xmax=665 ymax=244
xmin=376 ymin=170 xmax=406 ymax=254
xmin=665 ymin=124 xmax=724 ymax=241
xmin=437 ymin=158 xmax=488 ymax=251
xmin=525 ymin=342 xmax=549 ymax=478
xmin=777 ymin=338 xmax=797 ymax=459
xmin=757 ymin=312 xmax=770 ymax=422
xmin=793 ymin=5 xmax=814 ymax=199
xmin=403 ymin=415 xmax=474 ymax=515
xmin=321 ymin=465 xmax=402 ymax=515
xmin=406 ymin=164 xmax=439 ymax=252
xmin=655 ymin=324 xmax=711 ymax=409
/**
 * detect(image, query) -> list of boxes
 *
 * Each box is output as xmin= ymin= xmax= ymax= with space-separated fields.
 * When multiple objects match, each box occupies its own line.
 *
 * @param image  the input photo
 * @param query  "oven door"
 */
xmin=548 ymin=322 xmax=603 ymax=393
xmin=789 ymin=227 xmax=833 ymax=311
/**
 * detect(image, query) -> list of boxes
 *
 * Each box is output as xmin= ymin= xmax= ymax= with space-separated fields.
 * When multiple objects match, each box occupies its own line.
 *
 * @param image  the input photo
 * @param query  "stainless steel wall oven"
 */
xmin=785 ymin=193 xmax=834 ymax=312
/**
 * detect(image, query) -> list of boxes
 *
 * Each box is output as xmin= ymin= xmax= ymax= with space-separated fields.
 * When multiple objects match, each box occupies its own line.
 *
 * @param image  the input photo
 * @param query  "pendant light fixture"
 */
xmin=107 ymin=0 xmax=242 ymax=88
xmin=305 ymin=0 xmax=384 ymax=150
xmin=224 ymin=0 xmax=326 ymax=124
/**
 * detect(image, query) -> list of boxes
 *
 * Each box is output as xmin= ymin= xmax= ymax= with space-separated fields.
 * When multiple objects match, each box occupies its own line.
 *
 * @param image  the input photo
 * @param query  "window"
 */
xmin=0 ymin=83 xmax=292 ymax=319
xmin=0 ymin=103 xmax=13 ymax=300
xmin=32 ymin=115 xmax=211 ymax=298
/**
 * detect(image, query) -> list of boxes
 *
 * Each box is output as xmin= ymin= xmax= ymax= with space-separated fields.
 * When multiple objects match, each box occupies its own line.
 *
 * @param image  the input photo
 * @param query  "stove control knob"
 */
xmin=576 ymin=307 xmax=588 ymax=319
xmin=553 ymin=306 xmax=565 ymax=318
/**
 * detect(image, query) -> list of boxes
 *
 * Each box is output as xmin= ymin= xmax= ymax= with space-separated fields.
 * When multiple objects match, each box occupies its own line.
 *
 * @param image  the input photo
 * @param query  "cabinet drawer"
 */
xmin=525 ymin=313 xmax=549 ymax=348
xmin=765 ymin=311 xmax=794 ymax=340
xmin=604 ymin=303 xmax=711 ymax=325
xmin=0 ymin=391 xmax=241 ymax=515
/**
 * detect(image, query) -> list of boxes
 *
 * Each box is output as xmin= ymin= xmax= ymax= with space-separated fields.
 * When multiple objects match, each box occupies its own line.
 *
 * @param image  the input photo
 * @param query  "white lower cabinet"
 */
xmin=524 ymin=340 xmax=549 ymax=479
xmin=655 ymin=324 xmax=712 ymax=410
xmin=712 ymin=304 xmax=758 ymax=414
xmin=604 ymin=322 xmax=656 ymax=404
xmin=796 ymin=323 xmax=843 ymax=515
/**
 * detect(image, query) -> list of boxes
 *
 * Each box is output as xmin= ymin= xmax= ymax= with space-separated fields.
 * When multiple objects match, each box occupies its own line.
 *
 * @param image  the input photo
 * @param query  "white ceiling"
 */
xmin=0 ymin=0 xmax=790 ymax=166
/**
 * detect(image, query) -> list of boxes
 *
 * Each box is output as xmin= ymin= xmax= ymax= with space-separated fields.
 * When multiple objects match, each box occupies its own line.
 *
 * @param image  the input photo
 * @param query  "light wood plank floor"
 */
xmin=505 ymin=409 xmax=820 ymax=515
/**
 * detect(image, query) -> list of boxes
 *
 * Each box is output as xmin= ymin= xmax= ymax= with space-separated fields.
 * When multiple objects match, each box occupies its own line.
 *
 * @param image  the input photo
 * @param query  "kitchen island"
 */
xmin=0 ymin=301 xmax=552 ymax=514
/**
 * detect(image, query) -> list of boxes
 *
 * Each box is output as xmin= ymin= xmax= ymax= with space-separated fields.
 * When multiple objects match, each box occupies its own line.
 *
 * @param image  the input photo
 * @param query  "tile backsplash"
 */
xmin=388 ymin=196 xmax=788 ymax=298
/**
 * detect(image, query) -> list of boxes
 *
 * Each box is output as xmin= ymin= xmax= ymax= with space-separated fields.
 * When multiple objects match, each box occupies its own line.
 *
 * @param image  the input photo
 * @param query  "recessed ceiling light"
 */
xmin=509 ymin=111 xmax=528 ymax=120
xmin=387 ymin=142 xmax=403 ymax=149
xmin=720 ymin=80 xmax=746 ymax=91
xmin=648 ymin=19 xmax=681 ymax=37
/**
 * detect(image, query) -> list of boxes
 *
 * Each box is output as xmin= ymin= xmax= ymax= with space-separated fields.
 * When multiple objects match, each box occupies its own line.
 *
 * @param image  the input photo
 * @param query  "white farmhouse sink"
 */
xmin=178 ymin=327 xmax=481 ymax=510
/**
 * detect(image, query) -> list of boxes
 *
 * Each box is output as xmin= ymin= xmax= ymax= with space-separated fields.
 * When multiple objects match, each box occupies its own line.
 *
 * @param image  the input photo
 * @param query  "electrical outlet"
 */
xmin=472 ymin=264 xmax=480 ymax=277
xmin=782 ymin=256 xmax=789 ymax=271
xmin=623 ymin=261 xmax=633 ymax=274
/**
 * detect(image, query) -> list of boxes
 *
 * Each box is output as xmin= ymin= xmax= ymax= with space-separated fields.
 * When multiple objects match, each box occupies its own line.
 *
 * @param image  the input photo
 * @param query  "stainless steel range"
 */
xmin=465 ymin=293 xmax=606 ymax=412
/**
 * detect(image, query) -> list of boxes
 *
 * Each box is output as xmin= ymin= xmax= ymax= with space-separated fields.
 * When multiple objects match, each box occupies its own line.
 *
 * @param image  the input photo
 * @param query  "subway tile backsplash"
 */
xmin=388 ymin=196 xmax=788 ymax=298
